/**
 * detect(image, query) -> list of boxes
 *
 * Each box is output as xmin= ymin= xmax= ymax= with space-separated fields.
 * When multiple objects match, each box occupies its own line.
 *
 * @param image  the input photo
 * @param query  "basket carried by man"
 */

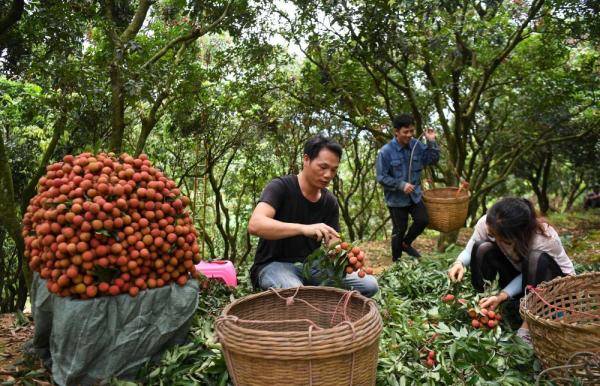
xmin=407 ymin=136 xmax=470 ymax=233
xmin=422 ymin=185 xmax=469 ymax=233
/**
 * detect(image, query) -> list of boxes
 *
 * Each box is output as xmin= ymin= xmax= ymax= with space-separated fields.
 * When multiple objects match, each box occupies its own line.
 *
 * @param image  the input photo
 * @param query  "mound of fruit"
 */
xmin=22 ymin=152 xmax=201 ymax=299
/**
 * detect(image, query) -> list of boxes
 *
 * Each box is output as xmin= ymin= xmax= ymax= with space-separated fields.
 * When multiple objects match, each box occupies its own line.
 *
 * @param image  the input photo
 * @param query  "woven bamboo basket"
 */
xmin=422 ymin=187 xmax=470 ymax=233
xmin=215 ymin=286 xmax=383 ymax=386
xmin=520 ymin=272 xmax=600 ymax=382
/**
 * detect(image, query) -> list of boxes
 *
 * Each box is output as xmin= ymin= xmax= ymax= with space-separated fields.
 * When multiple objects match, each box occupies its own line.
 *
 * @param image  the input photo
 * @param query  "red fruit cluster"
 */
xmin=441 ymin=294 xmax=455 ymax=303
xmin=23 ymin=152 xmax=201 ymax=299
xmin=441 ymin=294 xmax=469 ymax=305
xmin=425 ymin=350 xmax=436 ymax=367
xmin=335 ymin=242 xmax=373 ymax=278
xmin=468 ymin=307 xmax=502 ymax=329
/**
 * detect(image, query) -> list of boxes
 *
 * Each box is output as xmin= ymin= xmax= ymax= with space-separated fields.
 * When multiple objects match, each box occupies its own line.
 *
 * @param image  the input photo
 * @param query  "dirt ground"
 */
xmin=362 ymin=227 xmax=473 ymax=275
xmin=1 ymin=210 xmax=598 ymax=384
xmin=0 ymin=312 xmax=50 ymax=384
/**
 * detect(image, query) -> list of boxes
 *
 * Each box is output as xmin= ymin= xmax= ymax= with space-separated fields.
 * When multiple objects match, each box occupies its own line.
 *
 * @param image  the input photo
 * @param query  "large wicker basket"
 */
xmin=520 ymin=272 xmax=600 ymax=382
xmin=422 ymin=187 xmax=470 ymax=233
xmin=215 ymin=286 xmax=383 ymax=386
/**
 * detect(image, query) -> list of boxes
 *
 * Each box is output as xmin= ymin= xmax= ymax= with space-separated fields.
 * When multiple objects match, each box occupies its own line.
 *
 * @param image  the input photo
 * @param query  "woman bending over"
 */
xmin=447 ymin=197 xmax=575 ymax=344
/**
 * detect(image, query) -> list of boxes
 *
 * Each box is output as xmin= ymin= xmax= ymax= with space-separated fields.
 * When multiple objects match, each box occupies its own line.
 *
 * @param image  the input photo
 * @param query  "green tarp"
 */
xmin=26 ymin=273 xmax=199 ymax=386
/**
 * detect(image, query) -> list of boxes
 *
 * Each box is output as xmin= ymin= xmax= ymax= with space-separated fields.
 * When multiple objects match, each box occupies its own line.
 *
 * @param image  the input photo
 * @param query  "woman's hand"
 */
xmin=448 ymin=262 xmax=465 ymax=282
xmin=479 ymin=291 xmax=509 ymax=310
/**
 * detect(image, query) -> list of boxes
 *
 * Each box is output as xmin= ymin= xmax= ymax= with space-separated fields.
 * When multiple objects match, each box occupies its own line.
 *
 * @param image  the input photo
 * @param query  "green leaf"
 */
xmin=91 ymin=265 xmax=120 ymax=283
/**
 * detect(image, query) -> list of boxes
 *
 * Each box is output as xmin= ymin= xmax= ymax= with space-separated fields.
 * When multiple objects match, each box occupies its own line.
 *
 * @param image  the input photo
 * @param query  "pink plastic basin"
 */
xmin=195 ymin=260 xmax=237 ymax=287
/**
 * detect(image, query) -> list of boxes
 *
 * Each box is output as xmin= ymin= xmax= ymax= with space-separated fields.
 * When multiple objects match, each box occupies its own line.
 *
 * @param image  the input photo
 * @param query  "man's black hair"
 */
xmin=303 ymin=135 xmax=343 ymax=161
xmin=392 ymin=114 xmax=415 ymax=130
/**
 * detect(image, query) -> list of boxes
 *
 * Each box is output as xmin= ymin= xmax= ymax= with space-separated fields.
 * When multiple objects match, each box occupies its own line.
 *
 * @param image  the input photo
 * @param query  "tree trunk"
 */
xmin=0 ymin=229 xmax=9 ymax=312
xmin=134 ymin=118 xmax=155 ymax=157
xmin=333 ymin=176 xmax=354 ymax=240
xmin=527 ymin=152 xmax=552 ymax=215
xmin=0 ymin=130 xmax=28 ymax=310
xmin=538 ymin=152 xmax=553 ymax=214
xmin=0 ymin=0 xmax=24 ymax=38
xmin=565 ymin=177 xmax=586 ymax=212
xmin=538 ymin=190 xmax=550 ymax=215
xmin=239 ymin=231 xmax=252 ymax=265
xmin=20 ymin=112 xmax=66 ymax=213
xmin=109 ymin=62 xmax=125 ymax=153
xmin=207 ymin=162 xmax=233 ymax=261
xmin=437 ymin=230 xmax=460 ymax=252
xmin=104 ymin=0 xmax=153 ymax=154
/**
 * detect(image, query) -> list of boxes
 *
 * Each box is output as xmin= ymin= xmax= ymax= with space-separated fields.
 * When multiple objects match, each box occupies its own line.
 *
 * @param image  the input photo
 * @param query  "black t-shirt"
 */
xmin=249 ymin=174 xmax=340 ymax=287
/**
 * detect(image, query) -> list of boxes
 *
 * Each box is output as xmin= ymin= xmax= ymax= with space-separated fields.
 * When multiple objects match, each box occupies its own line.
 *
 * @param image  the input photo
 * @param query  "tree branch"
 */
xmin=142 ymin=2 xmax=231 ymax=68
xmin=0 ymin=0 xmax=24 ymax=38
xmin=103 ymin=1 xmax=121 ymax=45
xmin=463 ymin=0 xmax=545 ymax=123
xmin=120 ymin=0 xmax=153 ymax=43
xmin=20 ymin=112 xmax=67 ymax=213
xmin=0 ymin=130 xmax=21 ymax=244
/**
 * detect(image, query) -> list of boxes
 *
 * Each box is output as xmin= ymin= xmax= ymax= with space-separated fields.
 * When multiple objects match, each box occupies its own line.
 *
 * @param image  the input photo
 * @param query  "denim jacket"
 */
xmin=376 ymin=138 xmax=440 ymax=207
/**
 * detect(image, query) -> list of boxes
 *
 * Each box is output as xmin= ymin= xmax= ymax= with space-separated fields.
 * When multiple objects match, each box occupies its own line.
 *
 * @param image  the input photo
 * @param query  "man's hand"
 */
xmin=448 ymin=262 xmax=465 ymax=282
xmin=479 ymin=292 xmax=509 ymax=310
xmin=424 ymin=127 xmax=436 ymax=141
xmin=327 ymin=235 xmax=341 ymax=247
xmin=301 ymin=223 xmax=340 ymax=244
xmin=403 ymin=183 xmax=415 ymax=194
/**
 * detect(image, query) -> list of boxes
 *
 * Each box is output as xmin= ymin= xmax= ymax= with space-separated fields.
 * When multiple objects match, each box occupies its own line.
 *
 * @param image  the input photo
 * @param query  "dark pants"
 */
xmin=388 ymin=201 xmax=429 ymax=261
xmin=470 ymin=241 xmax=566 ymax=327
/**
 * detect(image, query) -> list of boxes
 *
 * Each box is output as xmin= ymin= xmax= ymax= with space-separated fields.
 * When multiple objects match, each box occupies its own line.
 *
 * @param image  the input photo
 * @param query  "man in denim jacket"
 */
xmin=376 ymin=114 xmax=439 ymax=261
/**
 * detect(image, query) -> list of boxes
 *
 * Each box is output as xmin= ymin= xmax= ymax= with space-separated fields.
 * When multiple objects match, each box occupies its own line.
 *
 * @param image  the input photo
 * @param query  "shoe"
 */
xmin=516 ymin=327 xmax=533 ymax=347
xmin=401 ymin=242 xmax=421 ymax=258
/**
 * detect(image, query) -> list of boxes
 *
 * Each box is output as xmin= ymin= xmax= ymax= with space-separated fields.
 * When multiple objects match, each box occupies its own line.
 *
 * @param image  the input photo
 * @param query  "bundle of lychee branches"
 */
xmin=302 ymin=241 xmax=373 ymax=289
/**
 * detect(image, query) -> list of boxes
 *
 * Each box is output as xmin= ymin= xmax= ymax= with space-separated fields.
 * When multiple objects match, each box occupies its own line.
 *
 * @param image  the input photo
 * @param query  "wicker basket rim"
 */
xmin=422 ymin=187 xmax=470 ymax=203
xmin=521 ymin=311 xmax=600 ymax=328
xmin=217 ymin=317 xmax=382 ymax=339
xmin=520 ymin=272 xmax=600 ymax=328
xmin=219 ymin=286 xmax=379 ymax=337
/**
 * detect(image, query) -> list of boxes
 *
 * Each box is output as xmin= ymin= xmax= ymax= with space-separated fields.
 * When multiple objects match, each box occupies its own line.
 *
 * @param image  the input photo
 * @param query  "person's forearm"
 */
xmin=248 ymin=216 xmax=305 ymax=240
xmin=501 ymin=274 xmax=523 ymax=299
xmin=376 ymin=174 xmax=405 ymax=191
xmin=426 ymin=139 xmax=437 ymax=148
xmin=456 ymin=238 xmax=475 ymax=267
xmin=423 ymin=141 xmax=440 ymax=165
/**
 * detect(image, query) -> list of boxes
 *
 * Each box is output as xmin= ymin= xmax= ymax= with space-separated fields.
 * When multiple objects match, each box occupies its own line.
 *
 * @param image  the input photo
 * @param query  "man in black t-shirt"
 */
xmin=248 ymin=135 xmax=378 ymax=297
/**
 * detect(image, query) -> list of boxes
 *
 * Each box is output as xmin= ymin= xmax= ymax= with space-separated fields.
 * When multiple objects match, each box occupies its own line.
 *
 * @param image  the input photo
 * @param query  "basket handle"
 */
xmin=425 ymin=166 xmax=436 ymax=191
xmin=408 ymin=132 xmax=468 ymax=194
xmin=456 ymin=179 xmax=470 ymax=197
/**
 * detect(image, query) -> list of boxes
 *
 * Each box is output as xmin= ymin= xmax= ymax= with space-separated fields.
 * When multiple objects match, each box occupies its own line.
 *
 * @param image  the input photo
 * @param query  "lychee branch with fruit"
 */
xmin=302 ymin=240 xmax=373 ymax=288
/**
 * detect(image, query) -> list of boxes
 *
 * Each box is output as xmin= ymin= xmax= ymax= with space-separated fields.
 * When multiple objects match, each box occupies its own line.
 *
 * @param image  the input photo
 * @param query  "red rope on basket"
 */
xmin=222 ymin=288 xmax=363 ymax=331
xmin=269 ymin=287 xmax=358 ymax=323
xmin=330 ymin=290 xmax=358 ymax=327
xmin=527 ymin=286 xmax=600 ymax=320
xmin=269 ymin=287 xmax=341 ymax=315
